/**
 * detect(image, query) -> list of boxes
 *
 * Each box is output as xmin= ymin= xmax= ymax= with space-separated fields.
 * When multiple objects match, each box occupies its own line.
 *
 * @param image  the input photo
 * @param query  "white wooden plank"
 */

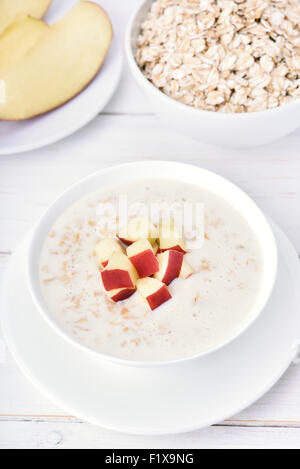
xmin=1 ymin=420 xmax=300 ymax=449
xmin=104 ymin=62 xmax=150 ymax=115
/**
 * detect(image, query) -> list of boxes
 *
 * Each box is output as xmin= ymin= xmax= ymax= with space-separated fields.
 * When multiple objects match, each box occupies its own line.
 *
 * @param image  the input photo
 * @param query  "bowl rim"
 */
xmin=125 ymin=0 xmax=300 ymax=120
xmin=27 ymin=160 xmax=278 ymax=368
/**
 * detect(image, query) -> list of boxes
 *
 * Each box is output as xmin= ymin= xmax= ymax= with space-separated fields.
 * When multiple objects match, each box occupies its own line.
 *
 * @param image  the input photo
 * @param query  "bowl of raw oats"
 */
xmin=126 ymin=0 xmax=300 ymax=148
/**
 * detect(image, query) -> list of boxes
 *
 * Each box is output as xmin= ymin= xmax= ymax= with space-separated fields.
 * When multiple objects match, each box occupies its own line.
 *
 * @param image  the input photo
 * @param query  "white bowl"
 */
xmin=27 ymin=161 xmax=278 ymax=367
xmin=126 ymin=0 xmax=300 ymax=148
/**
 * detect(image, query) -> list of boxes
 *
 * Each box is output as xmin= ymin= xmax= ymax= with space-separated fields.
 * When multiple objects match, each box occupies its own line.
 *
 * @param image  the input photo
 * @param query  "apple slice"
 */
xmin=0 ymin=0 xmax=52 ymax=35
xmin=158 ymin=217 xmax=176 ymax=233
xmin=152 ymin=242 xmax=159 ymax=256
xmin=0 ymin=1 xmax=113 ymax=120
xmin=0 ymin=17 xmax=49 ymax=75
xmin=179 ymin=260 xmax=195 ymax=279
xmin=159 ymin=227 xmax=186 ymax=254
xmin=95 ymin=238 xmax=124 ymax=268
xmin=127 ymin=239 xmax=159 ymax=278
xmin=137 ymin=277 xmax=172 ymax=311
xmin=118 ymin=217 xmax=158 ymax=246
xmin=158 ymin=217 xmax=186 ymax=253
xmin=101 ymin=252 xmax=138 ymax=291
xmin=107 ymin=287 xmax=136 ymax=303
xmin=154 ymin=250 xmax=184 ymax=285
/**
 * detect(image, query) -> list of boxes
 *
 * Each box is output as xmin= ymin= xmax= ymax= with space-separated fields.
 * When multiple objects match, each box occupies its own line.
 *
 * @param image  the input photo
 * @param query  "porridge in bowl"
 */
xmin=39 ymin=180 xmax=264 ymax=362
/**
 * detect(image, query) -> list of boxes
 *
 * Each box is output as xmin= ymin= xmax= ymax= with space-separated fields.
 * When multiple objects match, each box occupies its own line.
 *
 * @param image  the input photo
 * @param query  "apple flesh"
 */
xmin=152 ymin=242 xmax=159 ymax=256
xmin=127 ymin=239 xmax=159 ymax=278
xmin=107 ymin=287 xmax=136 ymax=303
xmin=158 ymin=217 xmax=176 ymax=233
xmin=95 ymin=238 xmax=124 ymax=268
xmin=159 ymin=228 xmax=186 ymax=254
xmin=0 ymin=0 xmax=52 ymax=35
xmin=118 ymin=217 xmax=158 ymax=246
xmin=0 ymin=17 xmax=49 ymax=75
xmin=0 ymin=1 xmax=113 ymax=120
xmin=158 ymin=218 xmax=186 ymax=253
xmin=101 ymin=252 xmax=138 ymax=291
xmin=137 ymin=277 xmax=172 ymax=311
xmin=154 ymin=250 xmax=184 ymax=285
xmin=179 ymin=260 xmax=195 ymax=279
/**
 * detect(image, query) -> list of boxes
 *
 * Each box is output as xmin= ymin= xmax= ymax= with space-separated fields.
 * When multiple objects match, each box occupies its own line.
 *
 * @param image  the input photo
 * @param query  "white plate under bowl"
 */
xmin=1 ymin=220 xmax=300 ymax=435
xmin=0 ymin=0 xmax=122 ymax=156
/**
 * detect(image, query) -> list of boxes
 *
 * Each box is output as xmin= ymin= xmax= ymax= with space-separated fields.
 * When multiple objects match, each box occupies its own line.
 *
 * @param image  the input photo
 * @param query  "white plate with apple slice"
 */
xmin=0 ymin=0 xmax=122 ymax=155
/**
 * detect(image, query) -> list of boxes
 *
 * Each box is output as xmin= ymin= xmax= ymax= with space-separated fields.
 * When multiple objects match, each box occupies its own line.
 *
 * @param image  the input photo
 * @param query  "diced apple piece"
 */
xmin=154 ymin=250 xmax=184 ymax=285
xmin=0 ymin=1 xmax=113 ymax=120
xmin=179 ymin=260 xmax=195 ymax=279
xmin=158 ymin=217 xmax=176 ymax=233
xmin=159 ymin=218 xmax=186 ymax=253
xmin=101 ymin=252 xmax=138 ymax=291
xmin=127 ymin=239 xmax=159 ymax=278
xmin=159 ymin=226 xmax=186 ymax=254
xmin=118 ymin=217 xmax=158 ymax=246
xmin=107 ymin=287 xmax=136 ymax=303
xmin=152 ymin=242 xmax=159 ymax=256
xmin=0 ymin=17 xmax=49 ymax=75
xmin=137 ymin=277 xmax=172 ymax=311
xmin=95 ymin=238 xmax=124 ymax=268
xmin=0 ymin=0 xmax=52 ymax=36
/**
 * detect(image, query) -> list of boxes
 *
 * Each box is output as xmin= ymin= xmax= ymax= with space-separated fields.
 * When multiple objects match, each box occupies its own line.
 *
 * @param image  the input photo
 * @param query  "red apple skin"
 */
xmin=160 ymin=245 xmax=187 ymax=254
xmin=162 ymin=250 xmax=184 ymax=285
xmin=129 ymin=249 xmax=159 ymax=278
xmin=110 ymin=288 xmax=136 ymax=302
xmin=101 ymin=269 xmax=135 ymax=291
xmin=117 ymin=236 xmax=133 ymax=246
xmin=147 ymin=285 xmax=172 ymax=311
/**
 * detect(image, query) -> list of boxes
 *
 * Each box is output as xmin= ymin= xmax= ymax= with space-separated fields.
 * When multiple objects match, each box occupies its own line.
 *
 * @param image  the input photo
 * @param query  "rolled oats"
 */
xmin=136 ymin=0 xmax=300 ymax=113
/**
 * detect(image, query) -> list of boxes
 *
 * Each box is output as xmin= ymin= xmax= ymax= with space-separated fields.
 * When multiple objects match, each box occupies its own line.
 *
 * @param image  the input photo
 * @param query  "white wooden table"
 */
xmin=1 ymin=0 xmax=300 ymax=449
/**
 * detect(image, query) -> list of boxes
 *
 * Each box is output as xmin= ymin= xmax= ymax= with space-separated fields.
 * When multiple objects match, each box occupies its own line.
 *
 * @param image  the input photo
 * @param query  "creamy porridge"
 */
xmin=40 ymin=180 xmax=263 ymax=361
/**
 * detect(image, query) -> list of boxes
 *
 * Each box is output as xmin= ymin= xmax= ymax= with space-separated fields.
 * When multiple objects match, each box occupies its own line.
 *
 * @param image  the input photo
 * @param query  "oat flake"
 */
xmin=136 ymin=0 xmax=300 ymax=113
